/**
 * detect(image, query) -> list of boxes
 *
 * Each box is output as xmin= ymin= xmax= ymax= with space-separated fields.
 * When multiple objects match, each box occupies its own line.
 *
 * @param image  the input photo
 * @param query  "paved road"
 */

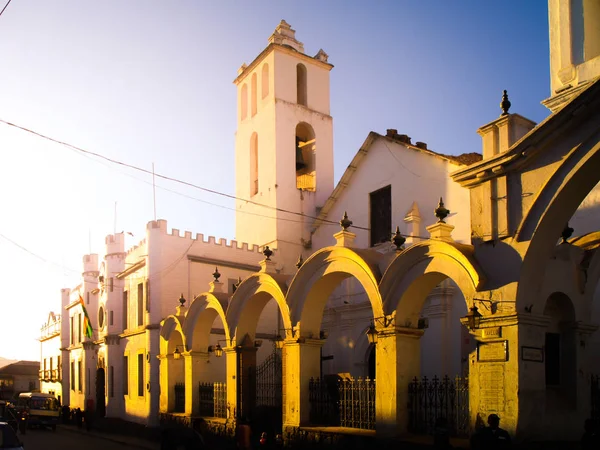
xmin=18 ymin=426 xmax=156 ymax=450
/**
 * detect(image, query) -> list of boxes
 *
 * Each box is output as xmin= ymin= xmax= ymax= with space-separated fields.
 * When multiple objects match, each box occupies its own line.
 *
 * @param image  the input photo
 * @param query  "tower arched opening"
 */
xmin=295 ymin=122 xmax=316 ymax=191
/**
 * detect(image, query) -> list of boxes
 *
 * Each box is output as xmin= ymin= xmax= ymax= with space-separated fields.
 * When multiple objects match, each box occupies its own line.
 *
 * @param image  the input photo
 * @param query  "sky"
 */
xmin=0 ymin=0 xmax=551 ymax=361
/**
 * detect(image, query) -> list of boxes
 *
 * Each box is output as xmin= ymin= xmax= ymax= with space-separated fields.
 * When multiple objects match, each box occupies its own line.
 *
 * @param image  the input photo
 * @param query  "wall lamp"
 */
xmin=208 ymin=344 xmax=224 ymax=358
xmin=173 ymin=345 xmax=185 ymax=360
xmin=465 ymin=306 xmax=483 ymax=331
xmin=366 ymin=316 xmax=395 ymax=345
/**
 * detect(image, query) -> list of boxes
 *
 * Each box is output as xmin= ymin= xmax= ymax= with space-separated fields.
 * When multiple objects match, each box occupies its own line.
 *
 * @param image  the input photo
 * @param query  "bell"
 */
xmin=295 ymin=137 xmax=306 ymax=171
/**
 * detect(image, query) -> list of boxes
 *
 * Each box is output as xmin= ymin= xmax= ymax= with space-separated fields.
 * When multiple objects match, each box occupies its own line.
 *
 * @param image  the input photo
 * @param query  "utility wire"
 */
xmin=0 ymin=118 xmax=372 ymax=231
xmin=0 ymin=0 xmax=13 ymax=18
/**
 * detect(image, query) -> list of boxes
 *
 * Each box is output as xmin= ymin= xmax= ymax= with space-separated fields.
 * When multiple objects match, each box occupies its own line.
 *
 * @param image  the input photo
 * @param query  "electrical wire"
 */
xmin=0 ymin=118 xmax=372 ymax=231
xmin=0 ymin=0 xmax=13 ymax=18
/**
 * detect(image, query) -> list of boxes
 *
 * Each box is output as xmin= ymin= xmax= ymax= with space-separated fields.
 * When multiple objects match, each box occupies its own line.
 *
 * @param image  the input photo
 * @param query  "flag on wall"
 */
xmin=78 ymin=294 xmax=93 ymax=339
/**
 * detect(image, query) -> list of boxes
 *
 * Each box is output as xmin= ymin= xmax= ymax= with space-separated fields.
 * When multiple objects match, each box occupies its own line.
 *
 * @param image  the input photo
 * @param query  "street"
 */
xmin=17 ymin=426 xmax=158 ymax=450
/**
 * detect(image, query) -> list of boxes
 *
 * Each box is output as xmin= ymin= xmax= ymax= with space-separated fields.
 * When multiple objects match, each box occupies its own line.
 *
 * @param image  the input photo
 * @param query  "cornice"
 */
xmin=116 ymin=259 xmax=146 ymax=279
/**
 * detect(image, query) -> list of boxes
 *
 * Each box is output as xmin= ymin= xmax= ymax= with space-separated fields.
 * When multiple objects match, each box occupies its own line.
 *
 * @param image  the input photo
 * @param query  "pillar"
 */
xmin=237 ymin=343 xmax=257 ymax=420
xmin=282 ymin=338 xmax=322 ymax=429
xmin=146 ymin=326 xmax=160 ymax=426
xmin=224 ymin=347 xmax=238 ymax=420
xmin=375 ymin=326 xmax=423 ymax=437
xmin=184 ymin=352 xmax=209 ymax=416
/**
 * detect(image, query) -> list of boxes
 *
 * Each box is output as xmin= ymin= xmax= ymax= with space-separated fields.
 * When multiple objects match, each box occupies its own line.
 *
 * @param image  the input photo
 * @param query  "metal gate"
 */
xmin=408 ymin=375 xmax=469 ymax=437
xmin=252 ymin=350 xmax=282 ymax=435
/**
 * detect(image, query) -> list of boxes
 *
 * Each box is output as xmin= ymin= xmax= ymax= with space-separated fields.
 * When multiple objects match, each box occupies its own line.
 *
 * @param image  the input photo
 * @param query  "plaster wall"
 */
xmin=311 ymin=137 xmax=471 ymax=250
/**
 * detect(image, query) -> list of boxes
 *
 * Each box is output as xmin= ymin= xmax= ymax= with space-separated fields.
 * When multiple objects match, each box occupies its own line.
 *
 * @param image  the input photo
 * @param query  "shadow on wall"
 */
xmin=471 ymin=240 xmax=523 ymax=290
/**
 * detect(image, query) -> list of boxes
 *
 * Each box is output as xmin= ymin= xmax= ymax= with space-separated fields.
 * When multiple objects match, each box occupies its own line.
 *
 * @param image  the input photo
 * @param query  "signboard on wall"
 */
xmin=477 ymin=340 xmax=508 ymax=363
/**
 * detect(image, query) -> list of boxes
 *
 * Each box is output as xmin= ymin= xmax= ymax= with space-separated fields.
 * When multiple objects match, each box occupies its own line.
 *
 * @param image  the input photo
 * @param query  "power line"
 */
xmin=0 ymin=118 xmax=371 ymax=231
xmin=0 ymin=0 xmax=13 ymax=18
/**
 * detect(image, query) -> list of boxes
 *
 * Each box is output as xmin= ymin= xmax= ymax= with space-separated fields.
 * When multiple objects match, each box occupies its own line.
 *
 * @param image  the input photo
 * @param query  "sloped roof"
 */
xmin=312 ymin=131 xmax=482 ymax=231
xmin=0 ymin=361 xmax=40 ymax=376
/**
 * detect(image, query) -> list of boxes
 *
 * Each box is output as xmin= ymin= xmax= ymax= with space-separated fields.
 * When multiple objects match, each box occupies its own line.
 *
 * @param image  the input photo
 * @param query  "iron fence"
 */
xmin=198 ymin=382 xmax=227 ymax=418
xmin=174 ymin=382 xmax=185 ymax=413
xmin=408 ymin=375 xmax=469 ymax=437
xmin=592 ymin=374 xmax=599 ymax=422
xmin=308 ymin=377 xmax=375 ymax=430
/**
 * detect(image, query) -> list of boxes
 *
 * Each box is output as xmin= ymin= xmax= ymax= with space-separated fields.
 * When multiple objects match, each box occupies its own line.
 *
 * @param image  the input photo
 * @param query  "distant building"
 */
xmin=39 ymin=312 xmax=65 ymax=406
xmin=0 ymin=361 xmax=40 ymax=401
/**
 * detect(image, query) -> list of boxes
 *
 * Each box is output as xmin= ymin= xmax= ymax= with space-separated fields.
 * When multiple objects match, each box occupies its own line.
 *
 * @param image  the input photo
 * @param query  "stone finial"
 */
xmin=434 ymin=198 xmax=450 ymax=223
xmin=178 ymin=293 xmax=186 ymax=307
xmin=340 ymin=211 xmax=353 ymax=231
xmin=296 ymin=254 xmax=304 ymax=269
xmin=263 ymin=246 xmax=273 ymax=261
xmin=500 ymin=90 xmax=511 ymax=116
xmin=212 ymin=267 xmax=221 ymax=282
xmin=561 ymin=223 xmax=574 ymax=243
xmin=314 ymin=49 xmax=329 ymax=63
xmin=392 ymin=226 xmax=406 ymax=251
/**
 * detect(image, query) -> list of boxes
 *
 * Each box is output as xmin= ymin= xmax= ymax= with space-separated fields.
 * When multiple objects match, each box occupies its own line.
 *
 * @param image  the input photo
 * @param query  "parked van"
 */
xmin=15 ymin=392 xmax=59 ymax=431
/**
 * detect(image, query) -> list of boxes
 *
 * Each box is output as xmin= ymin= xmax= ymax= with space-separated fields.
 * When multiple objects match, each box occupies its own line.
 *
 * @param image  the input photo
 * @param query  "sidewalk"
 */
xmin=59 ymin=423 xmax=160 ymax=450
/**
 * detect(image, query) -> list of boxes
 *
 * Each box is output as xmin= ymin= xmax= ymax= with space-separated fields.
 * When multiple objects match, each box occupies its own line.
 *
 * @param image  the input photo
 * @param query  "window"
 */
xmin=137 ymin=283 xmax=144 ymax=327
xmin=137 ymin=354 xmax=144 ymax=397
xmin=545 ymin=332 xmax=561 ymax=386
xmin=261 ymin=63 xmax=269 ymax=98
xmin=251 ymin=73 xmax=257 ymax=116
xmin=250 ymin=133 xmax=259 ymax=196
xmin=71 ymin=361 xmax=75 ymax=391
xmin=70 ymin=316 xmax=74 ymax=345
xmin=57 ymin=356 xmax=61 ymax=380
xmin=78 ymin=361 xmax=82 ymax=392
xmin=241 ymin=84 xmax=248 ymax=120
xmin=145 ymin=280 xmax=150 ymax=312
xmin=296 ymin=64 xmax=307 ymax=106
xmin=123 ymin=356 xmax=129 ymax=396
xmin=109 ymin=277 xmax=114 ymax=292
xmin=110 ymin=366 xmax=114 ymax=397
xmin=28 ymin=381 xmax=36 ymax=391
xmin=77 ymin=314 xmax=82 ymax=343
xmin=109 ymin=310 xmax=114 ymax=326
xmin=86 ymin=291 xmax=90 ymax=304
xmin=370 ymin=185 xmax=392 ymax=247
xmin=123 ymin=291 xmax=128 ymax=330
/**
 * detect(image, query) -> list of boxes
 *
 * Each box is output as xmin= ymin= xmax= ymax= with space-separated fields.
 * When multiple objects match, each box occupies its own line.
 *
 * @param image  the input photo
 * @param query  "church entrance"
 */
xmin=95 ymin=368 xmax=106 ymax=418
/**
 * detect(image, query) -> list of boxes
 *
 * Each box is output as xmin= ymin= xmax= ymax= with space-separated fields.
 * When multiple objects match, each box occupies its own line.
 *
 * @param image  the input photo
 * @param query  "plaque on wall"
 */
xmin=477 ymin=340 xmax=508 ymax=362
xmin=521 ymin=346 xmax=544 ymax=362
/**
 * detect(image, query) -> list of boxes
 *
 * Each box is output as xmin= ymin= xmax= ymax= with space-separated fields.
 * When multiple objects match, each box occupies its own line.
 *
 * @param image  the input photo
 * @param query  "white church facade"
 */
xmin=41 ymin=1 xmax=600 ymax=444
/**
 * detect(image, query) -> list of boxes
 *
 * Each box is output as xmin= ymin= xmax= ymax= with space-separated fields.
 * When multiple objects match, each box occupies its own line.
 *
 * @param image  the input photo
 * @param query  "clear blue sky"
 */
xmin=0 ymin=0 xmax=550 ymax=361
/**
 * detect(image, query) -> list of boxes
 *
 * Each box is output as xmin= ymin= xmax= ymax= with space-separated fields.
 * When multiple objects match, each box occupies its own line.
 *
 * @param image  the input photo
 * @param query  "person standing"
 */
xmin=470 ymin=414 xmax=511 ymax=449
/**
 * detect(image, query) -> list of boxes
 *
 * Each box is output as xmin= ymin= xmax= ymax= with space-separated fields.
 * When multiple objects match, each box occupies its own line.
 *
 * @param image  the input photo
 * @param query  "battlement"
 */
xmin=146 ymin=219 xmax=261 ymax=253
xmin=82 ymin=253 xmax=99 ymax=273
xmin=105 ymin=232 xmax=125 ymax=255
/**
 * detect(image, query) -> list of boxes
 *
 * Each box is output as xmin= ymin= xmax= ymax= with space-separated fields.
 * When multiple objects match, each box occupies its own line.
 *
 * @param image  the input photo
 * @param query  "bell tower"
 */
xmin=234 ymin=20 xmax=334 ymax=270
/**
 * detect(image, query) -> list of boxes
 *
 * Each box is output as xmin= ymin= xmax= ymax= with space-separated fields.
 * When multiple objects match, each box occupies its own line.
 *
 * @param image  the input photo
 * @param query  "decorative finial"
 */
xmin=391 ymin=226 xmax=406 ymax=251
xmin=212 ymin=267 xmax=221 ymax=282
xmin=561 ymin=223 xmax=574 ymax=243
xmin=263 ymin=246 xmax=273 ymax=261
xmin=500 ymin=90 xmax=511 ymax=116
xmin=340 ymin=211 xmax=353 ymax=231
xmin=434 ymin=197 xmax=450 ymax=223
xmin=296 ymin=254 xmax=304 ymax=269
xmin=178 ymin=293 xmax=186 ymax=307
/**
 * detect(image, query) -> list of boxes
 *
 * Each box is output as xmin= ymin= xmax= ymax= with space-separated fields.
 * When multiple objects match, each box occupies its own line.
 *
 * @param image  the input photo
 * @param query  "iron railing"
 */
xmin=592 ymin=374 xmax=599 ymax=422
xmin=198 ymin=382 xmax=227 ymax=418
xmin=408 ymin=375 xmax=469 ymax=437
xmin=308 ymin=377 xmax=376 ymax=430
xmin=174 ymin=382 xmax=185 ymax=413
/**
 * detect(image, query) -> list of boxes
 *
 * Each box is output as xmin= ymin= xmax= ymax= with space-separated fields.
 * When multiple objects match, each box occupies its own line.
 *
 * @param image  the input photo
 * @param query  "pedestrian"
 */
xmin=236 ymin=417 xmax=252 ymax=450
xmin=581 ymin=418 xmax=599 ymax=450
xmin=470 ymin=414 xmax=511 ymax=449
xmin=84 ymin=406 xmax=95 ymax=432
xmin=75 ymin=408 xmax=83 ymax=429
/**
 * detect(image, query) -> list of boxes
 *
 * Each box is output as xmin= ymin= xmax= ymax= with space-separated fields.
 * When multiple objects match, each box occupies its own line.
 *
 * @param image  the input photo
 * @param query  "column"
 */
xmin=184 ymin=352 xmax=209 ymax=416
xmin=158 ymin=354 xmax=170 ymax=414
xmin=375 ymin=326 xmax=423 ymax=437
xmin=146 ymin=326 xmax=160 ymax=426
xmin=224 ymin=347 xmax=238 ymax=421
xmin=282 ymin=338 xmax=322 ymax=429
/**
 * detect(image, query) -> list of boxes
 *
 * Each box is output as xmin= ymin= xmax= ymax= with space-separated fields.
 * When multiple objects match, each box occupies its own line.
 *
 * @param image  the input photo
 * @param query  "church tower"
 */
xmin=234 ymin=20 xmax=334 ymax=270
xmin=543 ymin=0 xmax=600 ymax=112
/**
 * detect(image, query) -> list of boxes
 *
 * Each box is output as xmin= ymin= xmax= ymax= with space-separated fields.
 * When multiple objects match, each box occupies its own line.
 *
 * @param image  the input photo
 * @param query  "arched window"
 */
xmin=241 ymin=84 xmax=248 ymax=120
xmin=296 ymin=64 xmax=307 ymax=106
xmin=261 ymin=64 xmax=269 ymax=99
xmin=295 ymin=122 xmax=315 ymax=191
xmin=251 ymin=73 xmax=258 ymax=116
xmin=250 ymin=133 xmax=259 ymax=196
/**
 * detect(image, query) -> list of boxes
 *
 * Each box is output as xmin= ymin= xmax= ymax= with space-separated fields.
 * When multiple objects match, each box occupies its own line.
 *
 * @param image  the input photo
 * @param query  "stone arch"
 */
xmin=352 ymin=324 xmax=376 ymax=378
xmin=516 ymin=129 xmax=600 ymax=312
xmin=160 ymin=315 xmax=186 ymax=353
xmin=226 ymin=273 xmax=291 ymax=345
xmin=184 ymin=293 xmax=230 ymax=352
xmin=380 ymin=240 xmax=485 ymax=324
xmin=287 ymin=246 xmax=384 ymax=338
